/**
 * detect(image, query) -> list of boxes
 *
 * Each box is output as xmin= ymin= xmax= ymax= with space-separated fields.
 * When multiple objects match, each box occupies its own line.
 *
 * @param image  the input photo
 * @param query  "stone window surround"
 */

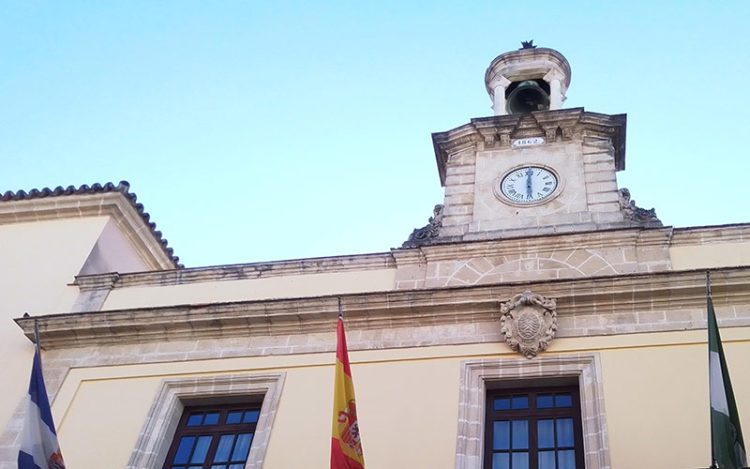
xmin=127 ymin=373 xmax=285 ymax=469
xmin=455 ymin=354 xmax=609 ymax=469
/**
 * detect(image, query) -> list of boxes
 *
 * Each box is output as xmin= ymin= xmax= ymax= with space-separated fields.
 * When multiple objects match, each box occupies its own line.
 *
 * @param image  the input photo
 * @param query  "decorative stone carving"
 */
xmin=402 ymin=204 xmax=444 ymax=248
xmin=619 ymin=188 xmax=661 ymax=224
xmin=499 ymin=291 xmax=557 ymax=358
xmin=545 ymin=127 xmax=557 ymax=141
xmin=499 ymin=133 xmax=511 ymax=147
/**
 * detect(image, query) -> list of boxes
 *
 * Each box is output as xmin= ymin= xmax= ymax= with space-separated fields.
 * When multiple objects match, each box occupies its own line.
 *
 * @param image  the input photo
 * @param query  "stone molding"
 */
xmin=432 ymin=108 xmax=626 ymax=186
xmin=455 ymin=354 xmax=610 ymax=469
xmin=67 ymin=224 xmax=750 ymax=293
xmin=672 ymin=223 xmax=750 ymax=246
xmin=0 ymin=191 xmax=176 ymax=270
xmin=395 ymin=227 xmax=672 ymax=264
xmin=75 ymin=252 xmax=396 ymax=290
xmin=127 ymin=373 xmax=285 ymax=469
xmin=15 ymin=268 xmax=750 ymax=349
xmin=485 ymin=47 xmax=572 ymax=94
xmin=393 ymin=227 xmax=674 ymax=289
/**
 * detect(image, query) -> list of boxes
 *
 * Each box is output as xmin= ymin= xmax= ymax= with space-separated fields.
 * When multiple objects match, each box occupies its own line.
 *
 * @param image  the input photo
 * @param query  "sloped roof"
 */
xmin=1 ymin=180 xmax=181 ymax=268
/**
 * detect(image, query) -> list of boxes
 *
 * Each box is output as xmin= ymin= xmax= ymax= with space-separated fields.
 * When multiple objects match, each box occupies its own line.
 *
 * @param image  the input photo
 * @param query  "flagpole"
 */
xmin=707 ymin=271 xmax=716 ymax=469
xmin=338 ymin=297 xmax=344 ymax=319
xmin=33 ymin=318 xmax=41 ymax=356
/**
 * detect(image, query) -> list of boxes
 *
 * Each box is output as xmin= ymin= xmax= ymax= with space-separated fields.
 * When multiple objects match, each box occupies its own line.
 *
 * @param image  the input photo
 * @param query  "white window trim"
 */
xmin=127 ymin=372 xmax=285 ymax=469
xmin=455 ymin=354 xmax=610 ymax=469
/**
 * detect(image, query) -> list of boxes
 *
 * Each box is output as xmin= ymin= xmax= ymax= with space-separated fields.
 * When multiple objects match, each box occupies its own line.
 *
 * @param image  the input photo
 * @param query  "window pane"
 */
xmin=556 ymin=418 xmax=574 ymax=447
xmin=226 ymin=411 xmax=243 ymax=424
xmin=493 ymin=421 xmax=510 ymax=450
xmin=511 ymin=451 xmax=529 ymax=469
xmin=229 ymin=465 xmax=245 ymax=469
xmin=537 ymin=395 xmax=554 ymax=409
xmin=231 ymin=433 xmax=254 ymax=461
xmin=214 ymin=434 xmax=236 ymax=462
xmin=494 ymin=398 xmax=511 ymax=410
xmin=511 ymin=396 xmax=529 ymax=409
xmin=190 ymin=435 xmax=212 ymax=463
xmin=243 ymin=410 xmax=260 ymax=423
xmin=558 ymin=449 xmax=576 ymax=469
xmin=186 ymin=414 xmax=203 ymax=427
xmin=539 ymin=450 xmax=556 ymax=469
xmin=211 ymin=466 xmax=227 ymax=469
xmin=492 ymin=452 xmax=510 ymax=469
xmin=203 ymin=412 xmax=220 ymax=425
xmin=173 ymin=436 xmax=195 ymax=464
xmin=538 ymin=419 xmax=555 ymax=449
xmin=511 ymin=420 xmax=528 ymax=449
xmin=554 ymin=394 xmax=572 ymax=408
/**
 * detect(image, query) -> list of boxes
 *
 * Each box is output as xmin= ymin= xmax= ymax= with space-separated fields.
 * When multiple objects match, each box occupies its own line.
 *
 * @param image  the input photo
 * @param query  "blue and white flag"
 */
xmin=17 ymin=348 xmax=65 ymax=469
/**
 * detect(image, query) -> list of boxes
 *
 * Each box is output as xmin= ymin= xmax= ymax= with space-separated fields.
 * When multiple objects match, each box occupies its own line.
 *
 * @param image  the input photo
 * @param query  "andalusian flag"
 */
xmin=708 ymin=292 xmax=747 ymax=469
xmin=330 ymin=313 xmax=364 ymax=469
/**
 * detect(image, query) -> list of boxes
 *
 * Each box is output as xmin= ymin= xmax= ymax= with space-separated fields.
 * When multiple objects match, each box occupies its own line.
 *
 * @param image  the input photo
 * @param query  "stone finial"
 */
xmin=499 ymin=291 xmax=558 ymax=358
xmin=619 ymin=188 xmax=661 ymax=225
xmin=401 ymin=204 xmax=444 ymax=248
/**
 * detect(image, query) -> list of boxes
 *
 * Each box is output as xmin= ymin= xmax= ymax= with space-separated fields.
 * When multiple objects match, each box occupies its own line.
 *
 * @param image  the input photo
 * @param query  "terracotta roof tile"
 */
xmin=1 ymin=180 xmax=182 ymax=268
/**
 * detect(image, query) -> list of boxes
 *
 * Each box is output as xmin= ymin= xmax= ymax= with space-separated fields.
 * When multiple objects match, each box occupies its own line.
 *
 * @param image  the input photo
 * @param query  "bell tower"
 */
xmin=403 ymin=42 xmax=660 ymax=248
xmin=486 ymin=41 xmax=570 ymax=116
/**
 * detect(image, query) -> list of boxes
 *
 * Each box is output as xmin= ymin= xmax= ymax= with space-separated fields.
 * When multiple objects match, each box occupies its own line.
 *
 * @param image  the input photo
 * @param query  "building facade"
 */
xmin=1 ymin=45 xmax=748 ymax=469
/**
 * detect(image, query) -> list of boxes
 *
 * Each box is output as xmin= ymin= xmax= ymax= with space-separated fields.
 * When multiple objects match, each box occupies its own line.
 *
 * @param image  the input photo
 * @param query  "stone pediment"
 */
xmin=431 ymin=108 xmax=626 ymax=186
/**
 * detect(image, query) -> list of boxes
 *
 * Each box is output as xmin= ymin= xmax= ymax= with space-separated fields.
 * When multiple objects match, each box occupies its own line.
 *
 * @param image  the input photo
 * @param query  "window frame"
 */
xmin=162 ymin=402 xmax=263 ymax=469
xmin=127 ymin=373 xmax=285 ymax=469
xmin=483 ymin=385 xmax=585 ymax=469
xmin=455 ymin=354 xmax=610 ymax=469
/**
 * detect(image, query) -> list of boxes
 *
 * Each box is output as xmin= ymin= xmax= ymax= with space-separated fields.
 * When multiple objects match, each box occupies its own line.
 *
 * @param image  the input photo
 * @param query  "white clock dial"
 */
xmin=498 ymin=166 xmax=559 ymax=204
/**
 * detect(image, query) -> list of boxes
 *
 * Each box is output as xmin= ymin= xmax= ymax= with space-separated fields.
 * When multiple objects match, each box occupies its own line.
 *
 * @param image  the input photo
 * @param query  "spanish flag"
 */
xmin=330 ymin=313 xmax=365 ymax=469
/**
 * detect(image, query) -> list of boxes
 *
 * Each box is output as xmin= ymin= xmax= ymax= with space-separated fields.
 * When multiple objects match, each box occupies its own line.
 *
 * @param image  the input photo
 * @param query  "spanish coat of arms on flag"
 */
xmin=330 ymin=314 xmax=365 ymax=469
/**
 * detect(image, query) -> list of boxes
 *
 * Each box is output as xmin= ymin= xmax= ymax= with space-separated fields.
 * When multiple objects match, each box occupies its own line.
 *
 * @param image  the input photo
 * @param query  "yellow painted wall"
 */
xmin=102 ymin=268 xmax=397 ymax=310
xmin=671 ymin=242 xmax=750 ymax=270
xmin=51 ymin=328 xmax=750 ymax=469
xmin=0 ymin=217 xmax=110 ymax=432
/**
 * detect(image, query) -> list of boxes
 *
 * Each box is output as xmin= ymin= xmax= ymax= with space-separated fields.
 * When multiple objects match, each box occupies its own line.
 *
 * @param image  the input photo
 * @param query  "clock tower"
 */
xmin=403 ymin=43 xmax=659 ymax=248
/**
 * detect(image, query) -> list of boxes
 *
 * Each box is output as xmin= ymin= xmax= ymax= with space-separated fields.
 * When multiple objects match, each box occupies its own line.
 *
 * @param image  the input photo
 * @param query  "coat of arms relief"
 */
xmin=499 ymin=291 xmax=558 ymax=358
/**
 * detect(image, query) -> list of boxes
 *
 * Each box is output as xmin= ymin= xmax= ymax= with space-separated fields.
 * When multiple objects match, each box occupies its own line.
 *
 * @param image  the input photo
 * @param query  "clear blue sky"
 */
xmin=1 ymin=1 xmax=748 ymax=267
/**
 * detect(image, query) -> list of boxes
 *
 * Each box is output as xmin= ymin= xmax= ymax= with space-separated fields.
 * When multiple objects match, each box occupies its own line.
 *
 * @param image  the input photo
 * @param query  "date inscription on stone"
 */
xmin=512 ymin=137 xmax=545 ymax=148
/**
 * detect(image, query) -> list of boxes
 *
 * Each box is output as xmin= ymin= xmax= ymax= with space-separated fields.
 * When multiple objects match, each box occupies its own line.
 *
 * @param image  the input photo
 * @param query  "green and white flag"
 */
xmin=708 ymin=294 xmax=747 ymax=469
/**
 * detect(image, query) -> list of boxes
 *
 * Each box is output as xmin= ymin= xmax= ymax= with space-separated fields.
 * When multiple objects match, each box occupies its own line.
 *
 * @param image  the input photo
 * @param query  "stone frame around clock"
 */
xmin=492 ymin=163 xmax=564 ymax=208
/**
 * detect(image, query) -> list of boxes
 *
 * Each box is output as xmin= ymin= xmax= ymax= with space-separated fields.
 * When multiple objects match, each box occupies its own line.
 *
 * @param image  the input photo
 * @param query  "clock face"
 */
xmin=497 ymin=166 xmax=559 ymax=205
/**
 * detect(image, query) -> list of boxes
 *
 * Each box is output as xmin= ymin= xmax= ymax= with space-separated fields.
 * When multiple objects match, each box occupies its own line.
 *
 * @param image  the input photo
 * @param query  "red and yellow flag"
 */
xmin=330 ymin=315 xmax=365 ymax=469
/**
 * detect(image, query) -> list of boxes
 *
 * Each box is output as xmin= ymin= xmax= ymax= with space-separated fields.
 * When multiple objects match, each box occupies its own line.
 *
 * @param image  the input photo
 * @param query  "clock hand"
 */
xmin=525 ymin=167 xmax=533 ymax=198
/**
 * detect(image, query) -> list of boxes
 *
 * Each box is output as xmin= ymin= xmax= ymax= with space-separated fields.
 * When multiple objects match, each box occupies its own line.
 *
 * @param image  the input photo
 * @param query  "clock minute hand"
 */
xmin=525 ymin=167 xmax=533 ymax=198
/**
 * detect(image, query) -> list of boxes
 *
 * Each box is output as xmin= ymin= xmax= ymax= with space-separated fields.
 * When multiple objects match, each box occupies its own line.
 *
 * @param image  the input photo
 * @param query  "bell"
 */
xmin=506 ymin=80 xmax=550 ymax=114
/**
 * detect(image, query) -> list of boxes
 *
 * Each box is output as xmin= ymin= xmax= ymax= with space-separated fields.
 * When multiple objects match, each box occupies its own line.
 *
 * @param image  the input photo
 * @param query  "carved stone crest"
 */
xmin=499 ymin=291 xmax=557 ymax=358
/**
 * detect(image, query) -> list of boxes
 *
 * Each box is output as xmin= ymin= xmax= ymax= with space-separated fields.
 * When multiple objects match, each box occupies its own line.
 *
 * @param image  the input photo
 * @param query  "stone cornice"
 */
xmin=0 ymin=190 xmax=178 ymax=270
xmin=671 ymin=223 xmax=750 ymax=246
xmin=75 ymin=252 xmax=396 ymax=290
xmin=397 ymin=226 xmax=672 ymax=265
xmin=431 ymin=108 xmax=626 ymax=186
xmin=485 ymin=47 xmax=572 ymax=93
xmin=16 ymin=267 xmax=750 ymax=349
